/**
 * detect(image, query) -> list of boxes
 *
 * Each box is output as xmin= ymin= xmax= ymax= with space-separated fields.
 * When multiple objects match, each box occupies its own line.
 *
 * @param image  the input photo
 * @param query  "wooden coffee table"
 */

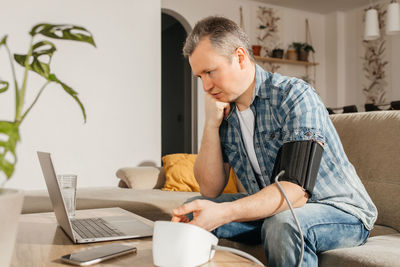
xmin=12 ymin=208 xmax=261 ymax=266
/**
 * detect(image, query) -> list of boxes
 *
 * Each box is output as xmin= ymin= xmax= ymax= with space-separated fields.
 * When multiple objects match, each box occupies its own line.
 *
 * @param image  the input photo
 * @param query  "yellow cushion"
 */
xmin=161 ymin=153 xmax=237 ymax=193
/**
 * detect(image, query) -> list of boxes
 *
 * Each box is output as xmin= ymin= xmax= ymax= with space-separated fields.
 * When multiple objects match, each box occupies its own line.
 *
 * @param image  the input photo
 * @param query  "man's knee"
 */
xmin=261 ymin=211 xmax=302 ymax=246
xmin=261 ymin=211 xmax=305 ymax=266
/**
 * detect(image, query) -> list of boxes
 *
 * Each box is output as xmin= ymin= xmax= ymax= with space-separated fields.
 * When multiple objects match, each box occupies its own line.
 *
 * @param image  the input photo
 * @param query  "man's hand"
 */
xmin=171 ymin=200 xmax=231 ymax=231
xmin=204 ymin=93 xmax=230 ymax=129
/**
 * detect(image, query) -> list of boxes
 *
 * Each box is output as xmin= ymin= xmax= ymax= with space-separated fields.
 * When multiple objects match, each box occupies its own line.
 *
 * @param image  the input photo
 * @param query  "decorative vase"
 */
xmin=286 ymin=49 xmax=297 ymax=61
xmin=0 ymin=189 xmax=24 ymax=266
xmin=252 ymin=45 xmax=262 ymax=56
xmin=298 ymin=50 xmax=309 ymax=61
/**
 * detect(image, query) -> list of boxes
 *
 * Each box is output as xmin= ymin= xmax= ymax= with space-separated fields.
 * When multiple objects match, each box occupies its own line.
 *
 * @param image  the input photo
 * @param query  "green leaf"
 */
xmin=0 ymin=121 xmax=20 ymax=180
xmin=30 ymin=23 xmax=96 ymax=47
xmin=14 ymin=40 xmax=56 ymax=79
xmin=0 ymin=80 xmax=9 ymax=93
xmin=0 ymin=35 xmax=7 ymax=46
xmin=14 ymin=39 xmax=87 ymax=123
xmin=48 ymin=74 xmax=87 ymax=123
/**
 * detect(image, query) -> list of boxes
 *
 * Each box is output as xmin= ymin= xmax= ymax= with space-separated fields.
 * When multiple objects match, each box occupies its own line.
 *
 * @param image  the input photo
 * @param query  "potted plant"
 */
xmin=292 ymin=42 xmax=315 ymax=61
xmin=272 ymin=47 xmax=284 ymax=59
xmin=252 ymin=44 xmax=262 ymax=56
xmin=0 ymin=23 xmax=95 ymax=266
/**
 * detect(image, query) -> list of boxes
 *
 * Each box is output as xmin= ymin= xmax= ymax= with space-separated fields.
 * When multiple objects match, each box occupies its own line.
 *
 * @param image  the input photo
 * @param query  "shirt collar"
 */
xmin=254 ymin=64 xmax=271 ymax=100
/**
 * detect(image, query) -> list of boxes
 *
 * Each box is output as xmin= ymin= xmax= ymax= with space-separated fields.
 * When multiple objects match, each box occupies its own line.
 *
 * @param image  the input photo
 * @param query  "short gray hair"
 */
xmin=183 ymin=16 xmax=254 ymax=62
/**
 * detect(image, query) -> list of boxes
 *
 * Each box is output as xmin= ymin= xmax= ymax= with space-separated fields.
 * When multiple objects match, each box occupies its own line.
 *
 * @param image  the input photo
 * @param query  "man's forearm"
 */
xmin=194 ymin=125 xmax=227 ymax=198
xmin=225 ymin=182 xmax=308 ymax=222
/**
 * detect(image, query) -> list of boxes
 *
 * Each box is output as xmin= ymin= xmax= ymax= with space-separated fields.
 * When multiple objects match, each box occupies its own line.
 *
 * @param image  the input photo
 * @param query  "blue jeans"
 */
xmin=185 ymin=193 xmax=369 ymax=267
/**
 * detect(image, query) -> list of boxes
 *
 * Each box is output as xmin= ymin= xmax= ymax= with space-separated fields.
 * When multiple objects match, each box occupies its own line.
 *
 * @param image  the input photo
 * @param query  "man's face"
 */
xmin=189 ymin=37 xmax=247 ymax=103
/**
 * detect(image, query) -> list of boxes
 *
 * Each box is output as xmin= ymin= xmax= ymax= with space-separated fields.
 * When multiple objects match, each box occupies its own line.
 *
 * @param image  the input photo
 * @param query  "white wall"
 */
xmin=162 ymin=0 xmax=327 ymax=151
xmin=324 ymin=11 xmax=349 ymax=108
xmin=0 ymin=0 xmax=161 ymax=190
xmin=340 ymin=1 xmax=400 ymax=109
xmin=343 ymin=7 xmax=366 ymax=110
xmin=391 ymin=34 xmax=400 ymax=101
xmin=324 ymin=12 xmax=339 ymax=107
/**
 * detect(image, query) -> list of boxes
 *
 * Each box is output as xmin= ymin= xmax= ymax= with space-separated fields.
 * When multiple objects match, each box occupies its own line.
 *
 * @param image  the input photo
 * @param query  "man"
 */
xmin=172 ymin=16 xmax=377 ymax=266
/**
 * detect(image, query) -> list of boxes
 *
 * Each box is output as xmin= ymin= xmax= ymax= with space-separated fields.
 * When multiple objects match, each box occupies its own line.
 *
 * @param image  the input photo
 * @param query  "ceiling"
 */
xmin=254 ymin=0 xmax=372 ymax=14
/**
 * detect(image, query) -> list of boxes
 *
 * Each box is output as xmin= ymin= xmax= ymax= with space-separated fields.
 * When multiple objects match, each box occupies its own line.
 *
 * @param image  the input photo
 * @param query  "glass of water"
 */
xmin=57 ymin=174 xmax=77 ymax=218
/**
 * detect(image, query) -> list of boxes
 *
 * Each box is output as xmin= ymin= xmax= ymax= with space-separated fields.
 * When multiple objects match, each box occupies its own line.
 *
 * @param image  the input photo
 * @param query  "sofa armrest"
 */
xmin=116 ymin=166 xmax=165 ymax=190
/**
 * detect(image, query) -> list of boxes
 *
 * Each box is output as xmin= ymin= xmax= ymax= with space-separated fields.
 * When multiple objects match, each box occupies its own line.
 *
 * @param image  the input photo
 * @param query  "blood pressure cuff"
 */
xmin=271 ymin=140 xmax=324 ymax=196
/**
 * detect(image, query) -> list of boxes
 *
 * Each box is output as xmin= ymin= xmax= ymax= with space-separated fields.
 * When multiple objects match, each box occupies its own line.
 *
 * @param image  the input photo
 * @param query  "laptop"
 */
xmin=37 ymin=151 xmax=153 ymax=243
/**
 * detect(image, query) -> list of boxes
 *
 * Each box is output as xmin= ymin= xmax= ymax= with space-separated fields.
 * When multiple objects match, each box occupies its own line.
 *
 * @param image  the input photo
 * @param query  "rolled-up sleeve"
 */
xmin=280 ymin=82 xmax=327 ymax=144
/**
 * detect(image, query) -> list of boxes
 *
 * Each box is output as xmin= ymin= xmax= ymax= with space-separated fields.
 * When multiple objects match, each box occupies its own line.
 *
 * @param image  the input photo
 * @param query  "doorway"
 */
xmin=161 ymin=10 xmax=197 ymax=157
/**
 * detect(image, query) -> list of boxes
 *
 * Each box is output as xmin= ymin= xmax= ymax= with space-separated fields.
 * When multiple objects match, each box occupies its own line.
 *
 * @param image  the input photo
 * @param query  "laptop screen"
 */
xmin=37 ymin=151 xmax=75 ymax=240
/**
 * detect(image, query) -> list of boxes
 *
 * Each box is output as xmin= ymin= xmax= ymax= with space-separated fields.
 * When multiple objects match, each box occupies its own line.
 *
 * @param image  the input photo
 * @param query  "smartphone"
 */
xmin=61 ymin=243 xmax=137 ymax=266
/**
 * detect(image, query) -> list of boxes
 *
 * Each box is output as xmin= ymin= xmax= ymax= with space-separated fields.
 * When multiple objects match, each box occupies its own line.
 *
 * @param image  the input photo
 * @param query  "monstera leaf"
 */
xmin=0 ymin=35 xmax=7 ymax=46
xmin=12 ymin=23 xmax=96 ymax=123
xmin=14 ymin=41 xmax=56 ymax=79
xmin=0 ymin=23 xmax=95 ymax=182
xmin=30 ymin=23 xmax=96 ymax=47
xmin=14 ymin=41 xmax=87 ymax=122
xmin=0 ymin=121 xmax=20 ymax=179
xmin=0 ymin=81 xmax=8 ymax=94
xmin=49 ymin=74 xmax=87 ymax=122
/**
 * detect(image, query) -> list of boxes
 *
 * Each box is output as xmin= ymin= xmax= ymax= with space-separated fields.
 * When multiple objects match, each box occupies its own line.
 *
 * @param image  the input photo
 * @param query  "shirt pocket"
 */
xmin=261 ymin=129 xmax=282 ymax=142
xmin=257 ymin=130 xmax=283 ymax=174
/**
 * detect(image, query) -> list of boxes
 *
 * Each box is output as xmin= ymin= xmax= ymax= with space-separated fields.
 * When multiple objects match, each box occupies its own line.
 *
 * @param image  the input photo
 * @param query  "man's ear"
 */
xmin=235 ymin=47 xmax=247 ymax=69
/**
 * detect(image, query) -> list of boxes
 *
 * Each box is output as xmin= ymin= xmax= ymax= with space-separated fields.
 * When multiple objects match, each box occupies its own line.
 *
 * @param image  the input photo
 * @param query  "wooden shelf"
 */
xmin=255 ymin=56 xmax=319 ymax=66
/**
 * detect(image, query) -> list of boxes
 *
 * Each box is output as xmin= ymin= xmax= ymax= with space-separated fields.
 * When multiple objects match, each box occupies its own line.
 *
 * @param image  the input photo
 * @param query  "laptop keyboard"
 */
xmin=71 ymin=217 xmax=124 ymax=239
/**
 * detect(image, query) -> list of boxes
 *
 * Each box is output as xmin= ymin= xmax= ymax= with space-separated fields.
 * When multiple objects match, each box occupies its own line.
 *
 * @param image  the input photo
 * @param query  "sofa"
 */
xmin=23 ymin=110 xmax=400 ymax=266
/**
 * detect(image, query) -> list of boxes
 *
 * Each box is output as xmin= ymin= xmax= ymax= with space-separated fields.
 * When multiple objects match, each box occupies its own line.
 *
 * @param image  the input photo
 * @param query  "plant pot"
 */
xmin=298 ymin=50 xmax=309 ymax=61
xmin=286 ymin=49 xmax=297 ymax=61
xmin=0 ymin=188 xmax=24 ymax=266
xmin=252 ymin=45 xmax=262 ymax=56
xmin=272 ymin=49 xmax=284 ymax=59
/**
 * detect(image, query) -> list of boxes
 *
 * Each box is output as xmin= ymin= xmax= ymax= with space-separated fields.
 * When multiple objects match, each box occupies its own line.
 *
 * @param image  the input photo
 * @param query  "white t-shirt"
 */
xmin=236 ymin=106 xmax=266 ymax=188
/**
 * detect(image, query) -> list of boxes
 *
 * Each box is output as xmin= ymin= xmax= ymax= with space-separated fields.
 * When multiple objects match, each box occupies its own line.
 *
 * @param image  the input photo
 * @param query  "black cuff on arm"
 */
xmin=271 ymin=140 xmax=324 ymax=196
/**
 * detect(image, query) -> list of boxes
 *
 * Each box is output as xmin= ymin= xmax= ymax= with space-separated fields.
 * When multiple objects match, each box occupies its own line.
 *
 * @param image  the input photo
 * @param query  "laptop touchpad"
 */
xmin=105 ymin=216 xmax=153 ymax=235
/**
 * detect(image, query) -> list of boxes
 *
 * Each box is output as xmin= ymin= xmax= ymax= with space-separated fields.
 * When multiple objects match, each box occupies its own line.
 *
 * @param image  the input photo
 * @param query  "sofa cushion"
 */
xmin=370 ymin=224 xmax=399 ymax=237
xmin=330 ymin=111 xmax=400 ymax=232
xmin=318 ymin=234 xmax=400 ymax=267
xmin=22 ymin=187 xmax=199 ymax=221
xmin=116 ymin=167 xmax=166 ymax=190
xmin=162 ymin=153 xmax=237 ymax=193
xmin=162 ymin=153 xmax=200 ymax=191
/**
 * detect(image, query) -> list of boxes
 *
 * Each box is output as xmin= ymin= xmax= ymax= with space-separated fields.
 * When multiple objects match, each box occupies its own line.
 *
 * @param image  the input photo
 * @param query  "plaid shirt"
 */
xmin=219 ymin=65 xmax=377 ymax=230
